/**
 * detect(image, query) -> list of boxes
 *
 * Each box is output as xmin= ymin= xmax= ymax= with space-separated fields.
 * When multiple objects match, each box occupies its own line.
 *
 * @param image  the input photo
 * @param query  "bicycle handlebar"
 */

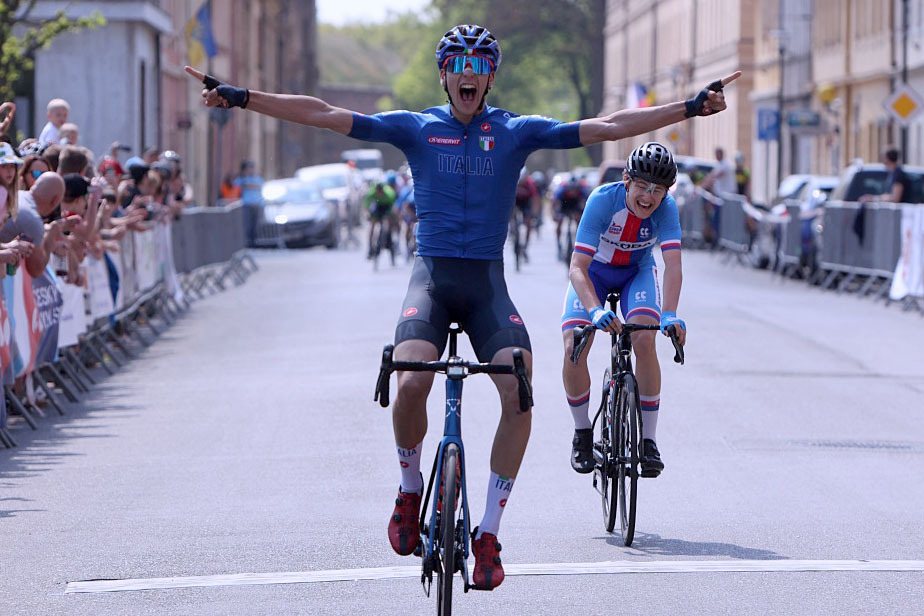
xmin=374 ymin=346 xmax=533 ymax=412
xmin=570 ymin=323 xmax=685 ymax=365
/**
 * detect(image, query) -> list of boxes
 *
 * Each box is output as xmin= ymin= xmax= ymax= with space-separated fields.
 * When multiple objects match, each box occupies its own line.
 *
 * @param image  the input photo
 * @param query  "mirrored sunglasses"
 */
xmin=30 ymin=169 xmax=44 ymax=179
xmin=444 ymin=54 xmax=494 ymax=75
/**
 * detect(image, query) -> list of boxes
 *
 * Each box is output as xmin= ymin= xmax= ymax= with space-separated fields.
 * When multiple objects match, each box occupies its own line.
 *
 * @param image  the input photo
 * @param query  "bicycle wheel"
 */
xmin=616 ymin=373 xmax=640 ymax=546
xmin=598 ymin=369 xmax=619 ymax=533
xmin=437 ymin=444 xmax=459 ymax=616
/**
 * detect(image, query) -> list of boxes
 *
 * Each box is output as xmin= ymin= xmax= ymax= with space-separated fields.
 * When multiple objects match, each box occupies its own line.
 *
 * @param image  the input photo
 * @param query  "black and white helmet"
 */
xmin=625 ymin=142 xmax=677 ymax=187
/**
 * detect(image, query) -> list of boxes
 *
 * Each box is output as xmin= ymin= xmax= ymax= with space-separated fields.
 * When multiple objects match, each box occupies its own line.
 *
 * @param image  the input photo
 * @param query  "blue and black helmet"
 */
xmin=435 ymin=25 xmax=502 ymax=72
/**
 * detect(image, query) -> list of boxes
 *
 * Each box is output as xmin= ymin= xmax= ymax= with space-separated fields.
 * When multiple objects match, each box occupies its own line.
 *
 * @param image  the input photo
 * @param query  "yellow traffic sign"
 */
xmin=884 ymin=84 xmax=924 ymax=127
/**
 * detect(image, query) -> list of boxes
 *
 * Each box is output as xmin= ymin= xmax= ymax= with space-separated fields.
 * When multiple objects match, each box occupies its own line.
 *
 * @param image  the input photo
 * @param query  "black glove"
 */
xmin=684 ymin=79 xmax=724 ymax=118
xmin=202 ymin=74 xmax=250 ymax=109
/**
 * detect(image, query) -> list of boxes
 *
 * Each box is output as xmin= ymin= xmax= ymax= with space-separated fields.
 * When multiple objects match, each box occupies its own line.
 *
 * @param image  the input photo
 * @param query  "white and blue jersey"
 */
xmin=561 ymin=182 xmax=682 ymax=329
xmin=349 ymin=105 xmax=582 ymax=260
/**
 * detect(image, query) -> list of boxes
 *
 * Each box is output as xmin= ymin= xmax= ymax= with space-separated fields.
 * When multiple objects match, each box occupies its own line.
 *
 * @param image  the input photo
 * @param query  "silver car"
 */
xmin=258 ymin=179 xmax=338 ymax=248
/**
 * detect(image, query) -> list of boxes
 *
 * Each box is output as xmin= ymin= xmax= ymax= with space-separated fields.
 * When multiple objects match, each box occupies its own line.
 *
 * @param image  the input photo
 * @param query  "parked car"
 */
xmin=258 ymin=179 xmax=338 ymax=248
xmin=296 ymin=162 xmax=363 ymax=226
xmin=829 ymin=161 xmax=924 ymax=203
xmin=597 ymin=159 xmax=625 ymax=186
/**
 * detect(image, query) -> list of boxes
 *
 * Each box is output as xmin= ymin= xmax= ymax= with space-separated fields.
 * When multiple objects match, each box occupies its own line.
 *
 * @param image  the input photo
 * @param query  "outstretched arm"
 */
xmin=579 ymin=72 xmax=741 ymax=146
xmin=184 ymin=66 xmax=354 ymax=135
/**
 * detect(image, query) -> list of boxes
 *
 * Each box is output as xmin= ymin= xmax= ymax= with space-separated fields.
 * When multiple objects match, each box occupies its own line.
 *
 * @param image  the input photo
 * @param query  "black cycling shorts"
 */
xmin=395 ymin=256 xmax=531 ymax=362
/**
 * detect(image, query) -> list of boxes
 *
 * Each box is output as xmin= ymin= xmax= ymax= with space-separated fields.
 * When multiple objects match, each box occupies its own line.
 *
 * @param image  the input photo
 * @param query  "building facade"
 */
xmin=603 ymin=0 xmax=924 ymax=204
xmin=26 ymin=0 xmax=319 ymax=205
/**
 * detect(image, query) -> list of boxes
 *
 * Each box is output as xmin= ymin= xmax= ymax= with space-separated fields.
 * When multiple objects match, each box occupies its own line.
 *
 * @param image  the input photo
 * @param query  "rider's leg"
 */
xmin=392 ymin=339 xmax=439 ymax=491
xmin=628 ymin=314 xmax=660 ymax=442
xmin=562 ymin=328 xmax=594 ymax=429
xmin=367 ymin=218 xmax=377 ymax=257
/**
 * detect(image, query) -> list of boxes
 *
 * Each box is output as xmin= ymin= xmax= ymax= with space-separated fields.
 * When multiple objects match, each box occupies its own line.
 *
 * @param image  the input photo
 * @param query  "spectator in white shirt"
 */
xmin=38 ymin=99 xmax=70 ymax=145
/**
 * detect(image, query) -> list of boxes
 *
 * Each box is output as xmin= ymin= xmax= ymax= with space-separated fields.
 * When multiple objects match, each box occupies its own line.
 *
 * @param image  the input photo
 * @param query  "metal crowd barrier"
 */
xmin=1 ymin=204 xmax=257 ymax=448
xmin=815 ymin=202 xmax=902 ymax=296
xmin=679 ymin=194 xmax=707 ymax=246
xmin=777 ymin=203 xmax=803 ymax=275
xmin=716 ymin=193 xmax=750 ymax=260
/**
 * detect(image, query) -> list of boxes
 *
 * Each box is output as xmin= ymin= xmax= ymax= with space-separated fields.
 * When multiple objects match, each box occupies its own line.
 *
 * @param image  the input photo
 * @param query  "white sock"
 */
xmin=397 ymin=443 xmax=423 ymax=494
xmin=476 ymin=472 xmax=515 ymax=538
xmin=640 ymin=395 xmax=660 ymax=442
xmin=566 ymin=388 xmax=592 ymax=430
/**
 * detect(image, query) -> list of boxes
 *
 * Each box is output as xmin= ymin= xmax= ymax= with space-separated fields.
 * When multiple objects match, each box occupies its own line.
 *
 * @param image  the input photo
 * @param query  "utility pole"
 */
xmin=902 ymin=0 xmax=909 ymax=160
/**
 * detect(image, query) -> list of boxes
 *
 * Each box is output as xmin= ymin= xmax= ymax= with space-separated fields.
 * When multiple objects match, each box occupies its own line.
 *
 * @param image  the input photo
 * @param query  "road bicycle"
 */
xmin=570 ymin=292 xmax=683 ymax=546
xmin=508 ymin=206 xmax=528 ymax=271
xmin=375 ymin=325 xmax=532 ymax=615
xmin=370 ymin=215 xmax=397 ymax=270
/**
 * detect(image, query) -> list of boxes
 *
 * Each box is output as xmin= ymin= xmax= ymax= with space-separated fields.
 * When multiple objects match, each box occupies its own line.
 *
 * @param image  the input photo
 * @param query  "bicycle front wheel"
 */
xmin=598 ymin=369 xmax=619 ymax=533
xmin=616 ymin=373 xmax=640 ymax=546
xmin=437 ymin=444 xmax=459 ymax=616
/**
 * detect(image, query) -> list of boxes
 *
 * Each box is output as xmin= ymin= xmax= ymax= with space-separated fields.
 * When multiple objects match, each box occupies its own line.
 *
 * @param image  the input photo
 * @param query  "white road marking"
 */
xmin=65 ymin=559 xmax=924 ymax=594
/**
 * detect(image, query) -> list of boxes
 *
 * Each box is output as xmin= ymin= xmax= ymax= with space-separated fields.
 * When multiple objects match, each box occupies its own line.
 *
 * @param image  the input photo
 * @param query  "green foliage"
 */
xmin=0 ymin=2 xmax=105 ymax=102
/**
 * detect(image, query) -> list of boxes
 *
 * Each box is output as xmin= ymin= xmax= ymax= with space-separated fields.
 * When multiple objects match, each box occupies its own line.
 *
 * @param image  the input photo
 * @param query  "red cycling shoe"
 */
xmin=471 ymin=528 xmax=504 ymax=590
xmin=388 ymin=488 xmax=421 ymax=556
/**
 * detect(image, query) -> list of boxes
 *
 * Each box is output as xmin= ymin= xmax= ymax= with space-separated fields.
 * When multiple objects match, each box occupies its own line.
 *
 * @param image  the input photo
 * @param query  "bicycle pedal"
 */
xmin=468 ymin=584 xmax=495 ymax=592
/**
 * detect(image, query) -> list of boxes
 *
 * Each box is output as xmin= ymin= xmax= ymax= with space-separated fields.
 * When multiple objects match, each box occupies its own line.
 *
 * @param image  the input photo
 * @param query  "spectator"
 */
xmin=19 ymin=155 xmax=50 ymax=190
xmin=142 ymin=146 xmax=160 ymax=165
xmin=57 ymin=146 xmax=90 ymax=177
xmin=5 ymin=177 xmax=51 ymax=278
xmin=39 ymin=99 xmax=70 ymax=145
xmin=119 ymin=157 xmax=150 ymax=208
xmin=220 ymin=173 xmax=241 ymax=202
xmin=0 ymin=142 xmax=23 ymax=219
xmin=59 ymin=123 xmax=79 ymax=146
xmin=234 ymin=160 xmax=264 ymax=246
xmin=734 ymin=151 xmax=751 ymax=200
xmin=43 ymin=144 xmax=62 ymax=172
xmin=160 ymin=151 xmax=193 ymax=213
xmin=25 ymin=170 xmax=65 ymax=221
xmin=98 ymin=158 xmax=123 ymax=191
xmin=859 ymin=147 xmax=916 ymax=204
xmin=703 ymin=147 xmax=736 ymax=196
xmin=0 ymin=102 xmax=15 ymax=137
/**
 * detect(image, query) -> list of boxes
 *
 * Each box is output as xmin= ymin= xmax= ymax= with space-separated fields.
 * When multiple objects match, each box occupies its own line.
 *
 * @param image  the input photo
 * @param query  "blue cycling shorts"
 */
xmin=561 ymin=261 xmax=661 ymax=330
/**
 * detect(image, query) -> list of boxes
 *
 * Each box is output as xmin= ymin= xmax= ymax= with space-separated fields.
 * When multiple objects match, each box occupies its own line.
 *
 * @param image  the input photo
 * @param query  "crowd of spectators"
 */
xmin=0 ymin=97 xmax=194 ymax=288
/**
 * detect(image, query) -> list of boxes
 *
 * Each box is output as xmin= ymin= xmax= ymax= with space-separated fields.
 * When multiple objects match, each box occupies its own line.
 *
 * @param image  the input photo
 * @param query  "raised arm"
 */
xmin=579 ymin=72 xmax=741 ymax=146
xmin=184 ymin=66 xmax=354 ymax=135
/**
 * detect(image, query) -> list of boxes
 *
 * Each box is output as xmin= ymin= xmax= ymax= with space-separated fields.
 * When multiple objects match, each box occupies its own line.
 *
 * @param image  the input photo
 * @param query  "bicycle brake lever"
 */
xmin=570 ymin=326 xmax=591 ymax=364
xmin=512 ymin=349 xmax=533 ymax=412
xmin=374 ymin=344 xmax=394 ymax=406
xmin=666 ymin=326 xmax=685 ymax=365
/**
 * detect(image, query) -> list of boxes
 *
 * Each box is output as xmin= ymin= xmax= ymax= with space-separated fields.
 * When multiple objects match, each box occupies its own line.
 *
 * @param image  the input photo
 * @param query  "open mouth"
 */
xmin=459 ymin=84 xmax=478 ymax=104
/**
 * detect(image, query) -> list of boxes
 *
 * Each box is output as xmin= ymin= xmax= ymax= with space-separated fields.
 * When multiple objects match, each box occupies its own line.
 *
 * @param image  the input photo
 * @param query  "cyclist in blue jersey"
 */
xmin=185 ymin=26 xmax=737 ymax=590
xmin=561 ymin=142 xmax=688 ymax=478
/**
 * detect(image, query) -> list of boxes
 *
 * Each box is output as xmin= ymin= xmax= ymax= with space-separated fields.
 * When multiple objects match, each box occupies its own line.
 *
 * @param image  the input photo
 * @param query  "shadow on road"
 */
xmin=599 ymin=532 xmax=787 ymax=560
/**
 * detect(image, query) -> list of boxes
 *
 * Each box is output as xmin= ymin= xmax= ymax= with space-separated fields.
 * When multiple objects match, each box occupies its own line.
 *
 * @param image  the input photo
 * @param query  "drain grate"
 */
xmin=731 ymin=438 xmax=924 ymax=453
xmin=792 ymin=439 xmax=920 ymax=451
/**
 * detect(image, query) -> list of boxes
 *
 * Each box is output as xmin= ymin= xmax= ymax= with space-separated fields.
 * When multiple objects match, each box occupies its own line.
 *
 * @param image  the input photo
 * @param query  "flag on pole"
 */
xmin=626 ymin=82 xmax=655 ymax=108
xmin=185 ymin=2 xmax=218 ymax=67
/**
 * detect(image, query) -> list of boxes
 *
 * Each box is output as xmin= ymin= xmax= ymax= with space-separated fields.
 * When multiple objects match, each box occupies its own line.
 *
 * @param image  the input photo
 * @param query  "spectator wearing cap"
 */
xmin=119 ymin=156 xmax=149 ymax=207
xmin=160 ymin=150 xmax=193 ymax=212
xmin=0 ymin=142 xmax=23 ymax=224
xmin=859 ymin=147 xmax=918 ymax=204
xmin=39 ymin=99 xmax=70 ymax=145
xmin=19 ymin=155 xmax=50 ymax=191
xmin=99 ymin=158 xmax=123 ymax=191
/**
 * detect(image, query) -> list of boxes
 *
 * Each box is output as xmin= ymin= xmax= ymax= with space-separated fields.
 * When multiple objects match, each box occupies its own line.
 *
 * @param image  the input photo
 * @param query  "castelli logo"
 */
xmin=509 ymin=314 xmax=523 ymax=325
xmin=499 ymin=498 xmax=507 ymax=507
xmin=481 ymin=122 xmax=491 ymax=132
xmin=404 ymin=307 xmax=419 ymax=317
xmin=400 ymin=461 xmax=409 ymax=468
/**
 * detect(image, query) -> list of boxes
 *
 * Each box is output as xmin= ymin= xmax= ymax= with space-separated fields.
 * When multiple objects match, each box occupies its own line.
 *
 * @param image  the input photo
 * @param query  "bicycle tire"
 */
xmin=437 ymin=445 xmax=459 ymax=616
xmin=616 ymin=373 xmax=640 ymax=546
xmin=563 ymin=220 xmax=574 ymax=266
xmin=599 ymin=370 xmax=619 ymax=533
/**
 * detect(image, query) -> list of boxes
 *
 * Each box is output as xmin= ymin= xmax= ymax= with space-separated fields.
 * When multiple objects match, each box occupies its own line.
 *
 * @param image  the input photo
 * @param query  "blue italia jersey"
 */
xmin=349 ymin=105 xmax=582 ymax=259
xmin=573 ymin=182 xmax=682 ymax=267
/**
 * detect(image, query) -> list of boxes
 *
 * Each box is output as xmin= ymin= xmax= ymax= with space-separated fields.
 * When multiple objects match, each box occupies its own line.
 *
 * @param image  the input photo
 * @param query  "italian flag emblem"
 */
xmin=479 ymin=135 xmax=495 ymax=151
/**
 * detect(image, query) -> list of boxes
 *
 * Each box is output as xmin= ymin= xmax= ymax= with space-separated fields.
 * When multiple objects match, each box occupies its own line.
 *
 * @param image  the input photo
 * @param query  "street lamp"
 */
xmin=769 ymin=27 xmax=790 ymax=194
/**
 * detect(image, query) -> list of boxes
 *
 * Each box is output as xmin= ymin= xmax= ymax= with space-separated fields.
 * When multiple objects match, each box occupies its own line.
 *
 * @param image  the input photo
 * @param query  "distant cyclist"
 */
xmin=512 ymin=168 xmax=539 ymax=260
xmin=365 ymin=181 xmax=397 ymax=258
xmin=561 ymin=142 xmax=687 ymax=478
xmin=186 ymin=25 xmax=737 ymax=590
xmin=395 ymin=178 xmax=417 ymax=259
xmin=554 ymin=173 xmax=589 ymax=257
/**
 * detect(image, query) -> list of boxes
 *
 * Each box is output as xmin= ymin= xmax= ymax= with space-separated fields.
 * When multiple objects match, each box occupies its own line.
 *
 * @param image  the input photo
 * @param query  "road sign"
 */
xmin=884 ymin=84 xmax=924 ymax=127
xmin=787 ymin=110 xmax=821 ymax=128
xmin=757 ymin=108 xmax=779 ymax=141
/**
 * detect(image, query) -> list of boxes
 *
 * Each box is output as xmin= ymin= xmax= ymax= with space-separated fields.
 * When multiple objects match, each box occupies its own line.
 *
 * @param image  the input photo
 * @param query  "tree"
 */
xmin=0 ymin=1 xmax=105 ymax=103
xmin=430 ymin=0 xmax=606 ymax=164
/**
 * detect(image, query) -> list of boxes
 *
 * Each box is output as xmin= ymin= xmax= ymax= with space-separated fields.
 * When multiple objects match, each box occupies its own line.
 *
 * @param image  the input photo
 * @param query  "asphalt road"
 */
xmin=2 ymin=227 xmax=924 ymax=615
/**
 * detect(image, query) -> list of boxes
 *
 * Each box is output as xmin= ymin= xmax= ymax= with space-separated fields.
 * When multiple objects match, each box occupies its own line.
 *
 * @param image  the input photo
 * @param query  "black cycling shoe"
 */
xmin=571 ymin=429 xmax=594 ymax=474
xmin=640 ymin=438 xmax=664 ymax=478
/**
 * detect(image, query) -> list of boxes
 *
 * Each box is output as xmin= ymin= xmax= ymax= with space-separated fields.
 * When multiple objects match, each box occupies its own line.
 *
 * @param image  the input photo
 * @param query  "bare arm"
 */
xmin=184 ymin=66 xmax=354 ymax=135
xmin=660 ymin=249 xmax=686 ymax=345
xmin=579 ymin=71 xmax=741 ymax=146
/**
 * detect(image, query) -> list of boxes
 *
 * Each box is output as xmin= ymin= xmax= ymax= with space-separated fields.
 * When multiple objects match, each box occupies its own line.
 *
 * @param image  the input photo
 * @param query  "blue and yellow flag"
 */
xmin=185 ymin=2 xmax=218 ymax=67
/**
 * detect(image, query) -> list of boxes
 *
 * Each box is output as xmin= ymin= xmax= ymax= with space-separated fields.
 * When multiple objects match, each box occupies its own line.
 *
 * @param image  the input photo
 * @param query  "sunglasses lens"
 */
xmin=32 ymin=170 xmax=43 ymax=178
xmin=447 ymin=55 xmax=492 ymax=74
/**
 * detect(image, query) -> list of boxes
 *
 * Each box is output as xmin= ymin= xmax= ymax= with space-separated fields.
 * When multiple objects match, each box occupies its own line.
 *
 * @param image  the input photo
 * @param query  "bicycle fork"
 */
xmin=419 ymin=376 xmax=473 ymax=596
